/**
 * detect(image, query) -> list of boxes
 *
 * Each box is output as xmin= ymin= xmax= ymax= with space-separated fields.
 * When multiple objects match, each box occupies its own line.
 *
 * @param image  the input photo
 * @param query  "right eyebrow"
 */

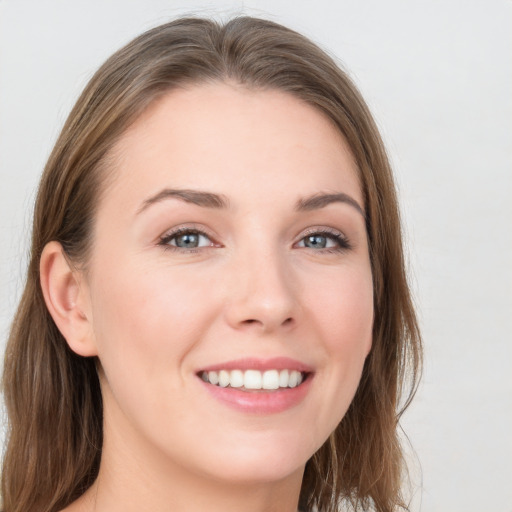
xmin=136 ymin=188 xmax=230 ymax=215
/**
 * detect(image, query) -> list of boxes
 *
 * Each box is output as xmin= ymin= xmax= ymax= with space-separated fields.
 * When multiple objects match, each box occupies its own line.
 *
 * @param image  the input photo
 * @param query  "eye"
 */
xmin=296 ymin=229 xmax=351 ymax=252
xmin=159 ymin=228 xmax=214 ymax=251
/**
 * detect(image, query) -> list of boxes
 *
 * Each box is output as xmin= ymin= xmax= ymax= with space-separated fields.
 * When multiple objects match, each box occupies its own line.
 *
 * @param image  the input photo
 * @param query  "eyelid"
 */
xmin=295 ymin=226 xmax=352 ymax=251
xmin=157 ymin=224 xmax=220 ymax=251
xmin=156 ymin=224 xmax=351 ymax=253
xmin=299 ymin=226 xmax=345 ymax=238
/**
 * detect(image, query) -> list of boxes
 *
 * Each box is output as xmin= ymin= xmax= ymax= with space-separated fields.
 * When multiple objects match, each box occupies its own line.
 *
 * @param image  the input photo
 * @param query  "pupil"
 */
xmin=176 ymin=233 xmax=198 ymax=248
xmin=306 ymin=235 xmax=326 ymax=248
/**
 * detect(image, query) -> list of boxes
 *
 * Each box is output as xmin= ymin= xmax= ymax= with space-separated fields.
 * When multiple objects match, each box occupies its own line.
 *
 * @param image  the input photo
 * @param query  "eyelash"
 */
xmin=157 ymin=226 xmax=352 ymax=254
xmin=299 ymin=228 xmax=352 ymax=253
xmin=158 ymin=226 xmax=216 ymax=254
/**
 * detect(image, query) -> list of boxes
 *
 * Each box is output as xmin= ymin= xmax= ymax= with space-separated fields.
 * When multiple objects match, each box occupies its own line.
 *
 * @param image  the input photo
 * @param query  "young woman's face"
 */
xmin=82 ymin=83 xmax=373 ymax=484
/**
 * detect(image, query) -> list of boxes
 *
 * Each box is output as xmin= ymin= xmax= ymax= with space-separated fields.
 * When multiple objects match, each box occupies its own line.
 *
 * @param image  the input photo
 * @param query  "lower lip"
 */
xmin=198 ymin=375 xmax=313 ymax=414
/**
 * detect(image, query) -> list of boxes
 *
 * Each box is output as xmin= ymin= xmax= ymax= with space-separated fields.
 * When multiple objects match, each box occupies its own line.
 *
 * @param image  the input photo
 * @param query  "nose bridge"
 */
xmin=224 ymin=239 xmax=298 ymax=333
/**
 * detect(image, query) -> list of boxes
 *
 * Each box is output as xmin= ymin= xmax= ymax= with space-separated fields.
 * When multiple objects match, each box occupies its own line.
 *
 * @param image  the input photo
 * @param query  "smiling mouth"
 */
xmin=198 ymin=369 xmax=309 ymax=391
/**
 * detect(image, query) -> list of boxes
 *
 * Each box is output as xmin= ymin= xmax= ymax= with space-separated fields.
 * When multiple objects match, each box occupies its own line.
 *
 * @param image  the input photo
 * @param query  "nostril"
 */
xmin=241 ymin=317 xmax=294 ymax=328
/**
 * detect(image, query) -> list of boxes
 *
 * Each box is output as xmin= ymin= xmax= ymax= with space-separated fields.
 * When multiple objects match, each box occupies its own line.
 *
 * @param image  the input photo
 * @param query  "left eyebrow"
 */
xmin=295 ymin=192 xmax=365 ymax=217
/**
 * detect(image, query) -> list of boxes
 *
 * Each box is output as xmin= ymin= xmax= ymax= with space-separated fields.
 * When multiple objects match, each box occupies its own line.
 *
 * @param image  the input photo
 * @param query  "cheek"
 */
xmin=89 ymin=260 xmax=216 ymax=378
xmin=304 ymin=264 xmax=373 ymax=430
xmin=308 ymin=264 xmax=374 ymax=355
xmin=87 ymin=260 xmax=222 ymax=448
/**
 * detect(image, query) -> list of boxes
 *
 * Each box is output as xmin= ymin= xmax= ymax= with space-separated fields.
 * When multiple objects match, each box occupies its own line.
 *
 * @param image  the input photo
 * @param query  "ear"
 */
xmin=40 ymin=241 xmax=98 ymax=357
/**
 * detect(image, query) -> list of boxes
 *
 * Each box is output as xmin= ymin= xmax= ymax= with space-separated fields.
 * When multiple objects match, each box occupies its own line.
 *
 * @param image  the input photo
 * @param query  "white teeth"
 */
xmin=279 ymin=369 xmax=289 ymax=387
xmin=262 ymin=370 xmax=279 ymax=389
xmin=244 ymin=370 xmax=262 ymax=389
xmin=230 ymin=369 xmax=244 ymax=388
xmin=201 ymin=369 xmax=306 ymax=390
xmin=218 ymin=370 xmax=230 ymax=388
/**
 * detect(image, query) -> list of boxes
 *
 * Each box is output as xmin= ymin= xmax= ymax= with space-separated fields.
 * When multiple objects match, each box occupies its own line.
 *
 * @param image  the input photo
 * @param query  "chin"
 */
xmin=182 ymin=429 xmax=316 ymax=485
xmin=205 ymin=453 xmax=306 ymax=485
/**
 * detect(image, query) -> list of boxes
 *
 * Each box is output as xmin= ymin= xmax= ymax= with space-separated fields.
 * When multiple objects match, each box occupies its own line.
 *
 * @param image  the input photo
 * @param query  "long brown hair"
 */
xmin=1 ymin=16 xmax=421 ymax=512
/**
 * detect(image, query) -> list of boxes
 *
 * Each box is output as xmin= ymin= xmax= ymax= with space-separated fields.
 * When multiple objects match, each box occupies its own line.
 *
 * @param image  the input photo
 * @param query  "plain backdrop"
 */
xmin=0 ymin=1 xmax=511 ymax=511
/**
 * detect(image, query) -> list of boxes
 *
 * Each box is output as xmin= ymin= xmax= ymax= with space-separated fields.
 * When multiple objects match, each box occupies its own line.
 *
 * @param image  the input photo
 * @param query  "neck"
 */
xmin=82 ymin=469 xmax=303 ymax=512
xmin=70 ymin=414 xmax=304 ymax=512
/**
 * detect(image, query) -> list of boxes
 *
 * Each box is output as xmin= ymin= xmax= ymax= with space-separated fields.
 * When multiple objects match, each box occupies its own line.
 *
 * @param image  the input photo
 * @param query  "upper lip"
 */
xmin=198 ymin=357 xmax=314 ymax=373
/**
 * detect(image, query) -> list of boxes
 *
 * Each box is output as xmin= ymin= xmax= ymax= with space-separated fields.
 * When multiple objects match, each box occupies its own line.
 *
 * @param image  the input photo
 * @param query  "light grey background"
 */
xmin=1 ymin=1 xmax=511 ymax=511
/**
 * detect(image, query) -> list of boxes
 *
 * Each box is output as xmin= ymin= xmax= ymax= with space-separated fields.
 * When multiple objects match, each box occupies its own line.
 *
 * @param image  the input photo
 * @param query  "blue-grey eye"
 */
xmin=304 ymin=234 xmax=329 ymax=249
xmin=165 ymin=230 xmax=211 ymax=249
xmin=296 ymin=230 xmax=350 ymax=251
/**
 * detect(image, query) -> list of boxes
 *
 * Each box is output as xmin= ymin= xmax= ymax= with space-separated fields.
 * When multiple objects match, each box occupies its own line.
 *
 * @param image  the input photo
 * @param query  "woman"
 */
xmin=1 ymin=16 xmax=421 ymax=512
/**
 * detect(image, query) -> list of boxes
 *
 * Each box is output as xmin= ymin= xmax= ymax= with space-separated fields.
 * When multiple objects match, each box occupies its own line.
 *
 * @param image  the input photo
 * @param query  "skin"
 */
xmin=41 ymin=83 xmax=374 ymax=512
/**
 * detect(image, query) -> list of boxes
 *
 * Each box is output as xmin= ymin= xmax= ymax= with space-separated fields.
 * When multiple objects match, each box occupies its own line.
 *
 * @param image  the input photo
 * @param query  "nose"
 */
xmin=223 ymin=249 xmax=299 ymax=334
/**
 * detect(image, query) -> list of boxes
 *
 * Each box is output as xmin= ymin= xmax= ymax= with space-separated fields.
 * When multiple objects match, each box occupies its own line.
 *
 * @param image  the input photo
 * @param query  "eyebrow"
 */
xmin=137 ymin=188 xmax=364 ymax=217
xmin=137 ymin=188 xmax=230 ymax=214
xmin=295 ymin=192 xmax=365 ymax=217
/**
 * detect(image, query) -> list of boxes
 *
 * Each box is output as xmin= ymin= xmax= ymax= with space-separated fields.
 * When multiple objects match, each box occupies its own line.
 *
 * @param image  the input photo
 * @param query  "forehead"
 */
xmin=103 ymin=82 xmax=362 ymax=213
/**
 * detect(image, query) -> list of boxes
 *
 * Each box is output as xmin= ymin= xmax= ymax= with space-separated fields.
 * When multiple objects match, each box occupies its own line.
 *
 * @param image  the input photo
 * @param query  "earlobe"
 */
xmin=40 ymin=241 xmax=98 ymax=357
